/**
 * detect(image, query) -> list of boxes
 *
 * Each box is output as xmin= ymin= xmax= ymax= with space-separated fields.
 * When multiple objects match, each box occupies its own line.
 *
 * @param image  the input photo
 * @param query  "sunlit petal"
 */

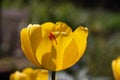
xmin=73 ymin=26 xmax=88 ymax=63
xmin=36 ymin=70 xmax=49 ymax=80
xmin=116 ymin=59 xmax=120 ymax=80
xmin=10 ymin=68 xmax=49 ymax=80
xmin=112 ymin=57 xmax=120 ymax=80
xmin=22 ymin=67 xmax=33 ymax=75
xmin=20 ymin=28 xmax=40 ymax=67
xmin=52 ymin=33 xmax=73 ymax=71
xmin=62 ymin=39 xmax=79 ymax=70
xmin=55 ymin=22 xmax=72 ymax=34
xmin=36 ymin=36 xmax=53 ymax=69
xmin=10 ymin=71 xmax=29 ymax=80
xmin=27 ymin=24 xmax=42 ymax=54
xmin=36 ymin=23 xmax=73 ymax=71
xmin=41 ymin=22 xmax=55 ymax=35
xmin=112 ymin=60 xmax=118 ymax=80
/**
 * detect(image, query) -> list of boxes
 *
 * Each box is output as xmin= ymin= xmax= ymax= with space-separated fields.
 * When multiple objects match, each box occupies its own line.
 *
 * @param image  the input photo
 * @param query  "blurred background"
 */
xmin=0 ymin=0 xmax=120 ymax=80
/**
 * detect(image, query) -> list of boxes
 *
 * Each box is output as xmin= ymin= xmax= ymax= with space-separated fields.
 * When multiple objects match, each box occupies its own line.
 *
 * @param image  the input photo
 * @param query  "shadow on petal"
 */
xmin=41 ymin=46 xmax=57 ymax=71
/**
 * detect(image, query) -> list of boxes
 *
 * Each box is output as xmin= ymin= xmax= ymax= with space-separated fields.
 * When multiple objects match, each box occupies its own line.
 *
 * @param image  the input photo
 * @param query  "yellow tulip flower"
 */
xmin=20 ymin=22 xmax=88 ymax=71
xmin=112 ymin=57 xmax=120 ymax=80
xmin=10 ymin=67 xmax=49 ymax=80
xmin=10 ymin=71 xmax=29 ymax=80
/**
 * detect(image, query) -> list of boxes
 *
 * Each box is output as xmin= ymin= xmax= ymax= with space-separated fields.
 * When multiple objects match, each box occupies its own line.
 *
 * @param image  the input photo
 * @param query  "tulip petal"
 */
xmin=62 ymin=39 xmax=79 ymax=70
xmin=73 ymin=26 xmax=88 ymax=63
xmin=22 ymin=67 xmax=33 ymax=75
xmin=10 ymin=71 xmax=29 ymax=80
xmin=116 ymin=59 xmax=120 ymax=80
xmin=27 ymin=24 xmax=42 ymax=54
xmin=41 ymin=22 xmax=55 ymax=34
xmin=55 ymin=22 xmax=72 ymax=34
xmin=112 ymin=58 xmax=120 ymax=80
xmin=36 ymin=28 xmax=73 ymax=71
xmin=61 ymin=26 xmax=88 ymax=70
xmin=52 ymin=34 xmax=73 ymax=71
xmin=36 ymin=22 xmax=73 ymax=71
xmin=112 ymin=60 xmax=119 ymax=80
xmin=36 ymin=36 xmax=53 ymax=69
xmin=20 ymin=28 xmax=40 ymax=67
xmin=36 ymin=70 xmax=49 ymax=80
xmin=21 ymin=22 xmax=88 ymax=71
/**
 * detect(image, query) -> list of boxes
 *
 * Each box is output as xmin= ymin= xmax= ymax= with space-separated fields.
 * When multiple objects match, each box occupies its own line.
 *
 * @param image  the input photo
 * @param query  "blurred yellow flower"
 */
xmin=20 ymin=22 xmax=88 ymax=71
xmin=10 ymin=67 xmax=49 ymax=80
xmin=112 ymin=57 xmax=120 ymax=80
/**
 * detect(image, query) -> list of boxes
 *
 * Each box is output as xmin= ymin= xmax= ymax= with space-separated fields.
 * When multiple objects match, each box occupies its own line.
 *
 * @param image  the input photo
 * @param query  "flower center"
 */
xmin=48 ymin=32 xmax=67 ymax=45
xmin=48 ymin=32 xmax=57 ymax=45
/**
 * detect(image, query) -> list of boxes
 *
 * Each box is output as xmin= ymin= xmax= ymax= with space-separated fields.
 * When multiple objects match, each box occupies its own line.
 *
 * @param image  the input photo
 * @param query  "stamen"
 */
xmin=61 ymin=32 xmax=67 ymax=35
xmin=48 ymin=32 xmax=57 ymax=44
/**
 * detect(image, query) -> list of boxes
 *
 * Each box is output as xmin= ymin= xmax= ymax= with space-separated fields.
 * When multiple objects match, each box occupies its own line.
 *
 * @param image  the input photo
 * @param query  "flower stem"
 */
xmin=51 ymin=71 xmax=56 ymax=80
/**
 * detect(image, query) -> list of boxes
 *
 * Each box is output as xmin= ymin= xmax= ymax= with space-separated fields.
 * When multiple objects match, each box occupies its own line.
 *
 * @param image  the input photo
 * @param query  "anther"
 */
xmin=48 ymin=32 xmax=57 ymax=44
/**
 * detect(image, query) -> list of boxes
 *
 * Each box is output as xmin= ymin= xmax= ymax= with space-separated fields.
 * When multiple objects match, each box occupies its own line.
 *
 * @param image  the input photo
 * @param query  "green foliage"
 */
xmin=2 ymin=0 xmax=28 ymax=9
xmin=85 ymin=33 xmax=120 ymax=76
